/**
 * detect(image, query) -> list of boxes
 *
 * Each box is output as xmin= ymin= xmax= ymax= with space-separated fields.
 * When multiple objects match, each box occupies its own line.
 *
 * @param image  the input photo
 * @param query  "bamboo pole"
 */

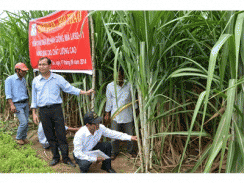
xmin=89 ymin=12 xmax=96 ymax=111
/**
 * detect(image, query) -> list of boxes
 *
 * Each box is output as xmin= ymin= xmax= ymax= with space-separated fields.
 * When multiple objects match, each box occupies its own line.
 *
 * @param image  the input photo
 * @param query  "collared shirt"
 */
xmin=5 ymin=73 xmax=29 ymax=102
xmin=105 ymin=80 xmax=137 ymax=123
xmin=73 ymin=124 xmax=131 ymax=162
xmin=31 ymin=72 xmax=80 ymax=108
xmin=38 ymin=122 xmax=68 ymax=148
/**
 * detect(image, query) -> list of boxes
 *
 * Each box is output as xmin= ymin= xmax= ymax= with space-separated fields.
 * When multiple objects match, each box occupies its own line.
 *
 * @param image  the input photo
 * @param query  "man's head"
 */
xmin=38 ymin=57 xmax=51 ymax=75
xmin=117 ymin=66 xmax=124 ymax=86
xmin=84 ymin=111 xmax=103 ymax=135
xmin=15 ymin=63 xmax=29 ymax=78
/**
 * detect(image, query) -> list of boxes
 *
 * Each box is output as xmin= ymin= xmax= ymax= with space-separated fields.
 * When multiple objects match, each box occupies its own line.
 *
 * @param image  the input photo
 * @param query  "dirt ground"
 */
xmin=26 ymin=129 xmax=139 ymax=173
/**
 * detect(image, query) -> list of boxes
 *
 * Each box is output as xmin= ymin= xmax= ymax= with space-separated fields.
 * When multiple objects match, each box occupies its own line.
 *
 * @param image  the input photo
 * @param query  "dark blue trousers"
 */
xmin=73 ymin=142 xmax=112 ymax=173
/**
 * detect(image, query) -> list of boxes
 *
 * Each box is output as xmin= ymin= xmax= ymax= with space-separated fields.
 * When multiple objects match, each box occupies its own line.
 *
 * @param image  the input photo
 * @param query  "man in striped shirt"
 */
xmin=105 ymin=67 xmax=137 ymax=160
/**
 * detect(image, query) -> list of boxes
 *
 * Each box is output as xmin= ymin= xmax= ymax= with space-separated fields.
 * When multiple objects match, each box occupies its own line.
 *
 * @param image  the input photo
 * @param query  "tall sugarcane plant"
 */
xmin=0 ymin=10 xmax=243 ymax=173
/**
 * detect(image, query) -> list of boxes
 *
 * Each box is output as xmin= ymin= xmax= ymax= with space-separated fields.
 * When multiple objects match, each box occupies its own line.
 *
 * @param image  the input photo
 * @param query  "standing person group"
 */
xmin=5 ymin=58 xmax=138 ymax=172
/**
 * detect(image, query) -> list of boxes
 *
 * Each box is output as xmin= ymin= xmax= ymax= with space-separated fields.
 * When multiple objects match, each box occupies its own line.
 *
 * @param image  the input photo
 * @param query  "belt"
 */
xmin=39 ymin=104 xmax=61 ymax=109
xmin=14 ymin=99 xmax=28 ymax=103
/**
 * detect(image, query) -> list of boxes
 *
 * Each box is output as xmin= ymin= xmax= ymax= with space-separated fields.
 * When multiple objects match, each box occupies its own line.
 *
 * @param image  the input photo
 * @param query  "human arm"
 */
xmin=7 ymin=99 xmax=17 ymax=113
xmin=32 ymin=108 xmax=39 ymax=126
xmin=67 ymin=127 xmax=80 ymax=132
xmin=5 ymin=77 xmax=16 ymax=112
xmin=105 ymin=84 xmax=112 ymax=121
xmin=80 ymin=89 xmax=95 ymax=96
xmin=100 ymin=124 xmax=133 ymax=141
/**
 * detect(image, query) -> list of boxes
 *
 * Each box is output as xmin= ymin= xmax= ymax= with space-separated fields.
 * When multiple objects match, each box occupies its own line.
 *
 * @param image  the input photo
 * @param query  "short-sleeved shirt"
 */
xmin=105 ymin=81 xmax=137 ymax=123
xmin=31 ymin=72 xmax=80 ymax=108
xmin=5 ymin=73 xmax=28 ymax=102
xmin=73 ymin=124 xmax=131 ymax=162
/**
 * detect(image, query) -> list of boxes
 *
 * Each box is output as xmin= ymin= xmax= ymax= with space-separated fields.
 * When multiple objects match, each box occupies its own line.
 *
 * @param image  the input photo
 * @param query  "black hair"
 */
xmin=38 ymin=57 xmax=51 ymax=65
xmin=119 ymin=66 xmax=124 ymax=76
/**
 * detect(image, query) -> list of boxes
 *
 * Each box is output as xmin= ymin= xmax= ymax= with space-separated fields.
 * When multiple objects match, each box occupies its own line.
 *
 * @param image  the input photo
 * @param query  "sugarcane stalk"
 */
xmin=130 ymin=84 xmax=144 ymax=173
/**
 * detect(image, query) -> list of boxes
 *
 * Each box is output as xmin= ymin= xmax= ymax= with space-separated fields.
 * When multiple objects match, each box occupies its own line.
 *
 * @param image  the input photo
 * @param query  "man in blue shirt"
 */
xmin=31 ymin=57 xmax=94 ymax=167
xmin=5 ymin=63 xmax=30 ymax=145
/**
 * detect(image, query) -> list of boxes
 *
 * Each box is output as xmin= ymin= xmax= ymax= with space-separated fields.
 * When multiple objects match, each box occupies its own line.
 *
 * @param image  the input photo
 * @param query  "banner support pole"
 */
xmin=89 ymin=12 xmax=95 ymax=111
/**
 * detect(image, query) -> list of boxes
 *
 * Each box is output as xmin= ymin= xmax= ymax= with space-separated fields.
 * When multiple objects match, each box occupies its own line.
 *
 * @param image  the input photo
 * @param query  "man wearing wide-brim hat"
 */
xmin=73 ymin=111 xmax=137 ymax=173
xmin=5 ymin=62 xmax=30 ymax=145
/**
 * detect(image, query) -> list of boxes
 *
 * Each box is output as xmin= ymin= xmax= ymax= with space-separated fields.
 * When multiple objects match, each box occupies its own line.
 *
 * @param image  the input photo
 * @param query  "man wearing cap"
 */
xmin=73 ymin=111 xmax=137 ymax=173
xmin=31 ymin=57 xmax=94 ymax=167
xmin=5 ymin=63 xmax=30 ymax=145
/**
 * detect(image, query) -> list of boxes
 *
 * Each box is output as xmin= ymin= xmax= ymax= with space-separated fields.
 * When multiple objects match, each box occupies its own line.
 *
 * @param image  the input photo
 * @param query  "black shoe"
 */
xmin=101 ymin=167 xmax=117 ymax=173
xmin=64 ymin=160 xmax=76 ymax=167
xmin=49 ymin=159 xmax=60 ymax=166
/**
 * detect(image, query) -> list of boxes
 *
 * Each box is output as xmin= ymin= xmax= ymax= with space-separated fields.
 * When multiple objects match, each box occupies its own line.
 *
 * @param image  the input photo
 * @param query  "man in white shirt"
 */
xmin=104 ymin=67 xmax=137 ymax=159
xmin=73 ymin=111 xmax=137 ymax=173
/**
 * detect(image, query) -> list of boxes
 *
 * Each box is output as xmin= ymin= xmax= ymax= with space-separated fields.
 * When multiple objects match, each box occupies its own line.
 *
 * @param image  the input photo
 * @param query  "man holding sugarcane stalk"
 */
xmin=105 ymin=66 xmax=138 ymax=160
xmin=31 ymin=57 xmax=94 ymax=167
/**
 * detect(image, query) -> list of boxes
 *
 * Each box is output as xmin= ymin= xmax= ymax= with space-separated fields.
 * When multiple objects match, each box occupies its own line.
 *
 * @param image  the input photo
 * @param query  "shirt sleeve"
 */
xmin=5 ymin=77 xmax=12 ymax=100
xmin=100 ymin=125 xmax=131 ymax=141
xmin=73 ymin=134 xmax=97 ymax=162
xmin=58 ymin=76 xmax=81 ymax=96
xmin=31 ymin=79 xmax=37 ymax=109
xmin=105 ymin=84 xmax=112 ymax=112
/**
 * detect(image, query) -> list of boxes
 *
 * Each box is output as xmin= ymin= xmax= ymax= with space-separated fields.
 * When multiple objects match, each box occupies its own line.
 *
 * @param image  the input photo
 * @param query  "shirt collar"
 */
xmin=39 ymin=72 xmax=56 ymax=81
xmin=14 ymin=73 xmax=20 ymax=80
xmin=115 ymin=79 xmax=127 ymax=88
xmin=85 ymin=125 xmax=101 ymax=137
xmin=85 ymin=126 xmax=92 ymax=137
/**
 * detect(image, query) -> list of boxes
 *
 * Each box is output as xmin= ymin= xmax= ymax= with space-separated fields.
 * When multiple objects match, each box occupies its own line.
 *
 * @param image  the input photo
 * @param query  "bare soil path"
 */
xmin=27 ymin=130 xmax=138 ymax=173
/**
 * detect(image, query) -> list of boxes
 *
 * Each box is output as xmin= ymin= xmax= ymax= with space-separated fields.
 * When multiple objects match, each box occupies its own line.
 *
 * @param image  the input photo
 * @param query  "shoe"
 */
xmin=101 ymin=167 xmax=117 ymax=173
xmin=111 ymin=154 xmax=118 ymax=160
xmin=64 ymin=160 xmax=76 ymax=167
xmin=22 ymin=139 xmax=30 ymax=144
xmin=49 ymin=159 xmax=60 ymax=166
xmin=16 ymin=139 xmax=24 ymax=145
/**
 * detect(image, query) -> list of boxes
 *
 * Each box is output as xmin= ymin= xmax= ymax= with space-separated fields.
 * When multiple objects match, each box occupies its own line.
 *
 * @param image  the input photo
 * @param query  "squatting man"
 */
xmin=73 ymin=111 xmax=137 ymax=173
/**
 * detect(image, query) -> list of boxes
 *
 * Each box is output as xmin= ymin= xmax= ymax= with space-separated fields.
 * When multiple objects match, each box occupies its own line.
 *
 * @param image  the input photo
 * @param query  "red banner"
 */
xmin=29 ymin=10 xmax=92 ymax=74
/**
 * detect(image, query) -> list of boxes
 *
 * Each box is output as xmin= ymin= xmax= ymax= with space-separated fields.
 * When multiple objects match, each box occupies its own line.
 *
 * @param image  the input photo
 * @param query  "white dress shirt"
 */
xmin=38 ymin=122 xmax=68 ymax=148
xmin=73 ymin=124 xmax=132 ymax=162
xmin=105 ymin=80 xmax=137 ymax=123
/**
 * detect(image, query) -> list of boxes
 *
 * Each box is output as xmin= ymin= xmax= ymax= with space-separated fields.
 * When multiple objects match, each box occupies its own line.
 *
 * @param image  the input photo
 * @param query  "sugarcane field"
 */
xmin=0 ymin=9 xmax=244 ymax=176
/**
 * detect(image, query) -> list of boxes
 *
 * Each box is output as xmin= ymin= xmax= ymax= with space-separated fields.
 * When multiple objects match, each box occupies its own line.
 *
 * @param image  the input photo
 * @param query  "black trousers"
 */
xmin=39 ymin=104 xmax=70 ymax=162
xmin=73 ymin=142 xmax=112 ymax=173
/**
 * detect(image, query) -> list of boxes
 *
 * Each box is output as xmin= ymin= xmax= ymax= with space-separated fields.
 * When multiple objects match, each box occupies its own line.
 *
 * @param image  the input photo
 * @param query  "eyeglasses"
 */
xmin=38 ymin=64 xmax=49 ymax=66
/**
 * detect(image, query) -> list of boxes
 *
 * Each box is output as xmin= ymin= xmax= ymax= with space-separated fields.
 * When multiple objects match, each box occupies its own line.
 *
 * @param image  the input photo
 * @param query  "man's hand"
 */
xmin=32 ymin=112 xmax=39 ymax=126
xmin=104 ymin=112 xmax=110 ymax=122
xmin=131 ymin=136 xmax=138 ymax=141
xmin=86 ymin=89 xmax=95 ymax=95
xmin=10 ymin=104 xmax=17 ymax=113
xmin=96 ymin=157 xmax=105 ymax=163
xmin=80 ymin=89 xmax=95 ymax=96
